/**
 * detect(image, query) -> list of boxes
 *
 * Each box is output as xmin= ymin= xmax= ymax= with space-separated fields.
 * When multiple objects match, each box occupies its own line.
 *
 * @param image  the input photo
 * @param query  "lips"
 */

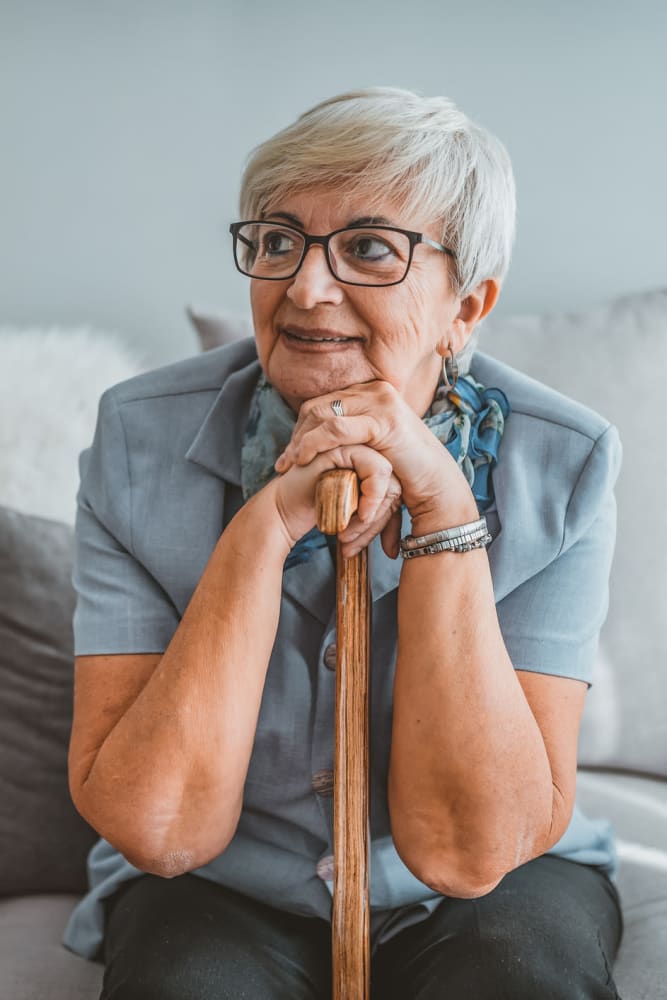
xmin=281 ymin=326 xmax=361 ymax=344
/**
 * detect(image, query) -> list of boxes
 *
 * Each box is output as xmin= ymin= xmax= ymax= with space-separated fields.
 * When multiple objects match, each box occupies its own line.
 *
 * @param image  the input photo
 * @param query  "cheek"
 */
xmin=366 ymin=286 xmax=438 ymax=355
xmin=250 ymin=285 xmax=281 ymax=351
xmin=249 ymin=283 xmax=267 ymax=327
xmin=397 ymin=273 xmax=457 ymax=345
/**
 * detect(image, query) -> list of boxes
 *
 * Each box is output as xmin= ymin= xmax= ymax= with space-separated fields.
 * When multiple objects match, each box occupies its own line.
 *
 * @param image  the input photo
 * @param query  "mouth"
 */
xmin=281 ymin=326 xmax=362 ymax=344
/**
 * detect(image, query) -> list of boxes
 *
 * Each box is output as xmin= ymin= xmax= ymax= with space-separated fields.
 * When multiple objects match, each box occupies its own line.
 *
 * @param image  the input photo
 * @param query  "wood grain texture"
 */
xmin=316 ymin=470 xmax=371 ymax=1000
xmin=315 ymin=469 xmax=360 ymax=534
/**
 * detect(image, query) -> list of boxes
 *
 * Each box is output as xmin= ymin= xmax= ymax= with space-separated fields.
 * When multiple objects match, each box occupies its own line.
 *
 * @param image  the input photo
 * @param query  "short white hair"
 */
xmin=239 ymin=86 xmax=517 ymax=301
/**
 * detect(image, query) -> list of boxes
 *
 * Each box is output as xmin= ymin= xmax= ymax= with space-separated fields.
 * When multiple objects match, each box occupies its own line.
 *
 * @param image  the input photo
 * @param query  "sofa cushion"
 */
xmin=484 ymin=289 xmax=667 ymax=778
xmin=0 ymin=327 xmax=143 ymax=526
xmin=0 ymin=504 xmax=98 ymax=894
xmin=0 ymin=895 xmax=103 ymax=999
xmin=186 ymin=304 xmax=253 ymax=352
xmin=576 ymin=769 xmax=667 ymax=999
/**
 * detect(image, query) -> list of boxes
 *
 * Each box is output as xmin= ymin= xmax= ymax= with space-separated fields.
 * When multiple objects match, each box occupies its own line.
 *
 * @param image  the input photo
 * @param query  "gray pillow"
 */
xmin=0 ymin=504 xmax=97 ymax=894
xmin=186 ymin=304 xmax=252 ymax=350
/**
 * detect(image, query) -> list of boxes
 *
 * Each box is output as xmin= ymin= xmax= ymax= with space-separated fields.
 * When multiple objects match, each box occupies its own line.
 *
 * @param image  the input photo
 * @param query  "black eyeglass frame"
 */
xmin=229 ymin=220 xmax=457 ymax=288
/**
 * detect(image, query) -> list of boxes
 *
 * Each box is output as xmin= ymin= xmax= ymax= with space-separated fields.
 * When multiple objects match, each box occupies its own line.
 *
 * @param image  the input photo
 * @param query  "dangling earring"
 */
xmin=443 ymin=346 xmax=459 ymax=391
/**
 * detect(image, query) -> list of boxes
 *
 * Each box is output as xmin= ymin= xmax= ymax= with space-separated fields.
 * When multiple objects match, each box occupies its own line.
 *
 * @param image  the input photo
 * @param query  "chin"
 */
xmin=273 ymin=377 xmax=337 ymax=411
xmin=269 ymin=365 xmax=367 ymax=411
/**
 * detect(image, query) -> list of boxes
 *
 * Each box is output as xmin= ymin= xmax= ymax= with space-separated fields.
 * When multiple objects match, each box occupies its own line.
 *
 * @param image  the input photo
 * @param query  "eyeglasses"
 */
xmin=229 ymin=220 xmax=456 ymax=287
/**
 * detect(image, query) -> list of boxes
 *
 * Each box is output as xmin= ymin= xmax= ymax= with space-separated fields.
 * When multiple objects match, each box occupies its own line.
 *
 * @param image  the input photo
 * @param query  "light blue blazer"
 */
xmin=63 ymin=339 xmax=622 ymax=961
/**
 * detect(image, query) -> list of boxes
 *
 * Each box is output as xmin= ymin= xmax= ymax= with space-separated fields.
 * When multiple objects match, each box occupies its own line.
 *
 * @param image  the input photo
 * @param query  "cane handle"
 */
xmin=316 ymin=469 xmax=359 ymax=534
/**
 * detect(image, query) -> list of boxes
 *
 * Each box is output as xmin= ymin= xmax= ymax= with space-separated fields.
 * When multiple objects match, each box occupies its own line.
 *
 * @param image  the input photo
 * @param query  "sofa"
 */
xmin=0 ymin=290 xmax=665 ymax=999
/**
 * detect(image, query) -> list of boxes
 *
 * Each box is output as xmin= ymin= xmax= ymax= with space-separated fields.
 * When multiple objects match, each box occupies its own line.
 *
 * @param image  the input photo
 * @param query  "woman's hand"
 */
xmin=274 ymin=381 xmax=478 ymax=537
xmin=270 ymin=442 xmax=403 ymax=559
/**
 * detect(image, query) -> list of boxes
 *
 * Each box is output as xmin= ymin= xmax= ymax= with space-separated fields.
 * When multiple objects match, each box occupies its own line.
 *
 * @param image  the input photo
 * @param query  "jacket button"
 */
xmin=323 ymin=643 xmax=337 ymax=670
xmin=312 ymin=769 xmax=334 ymax=796
xmin=316 ymin=855 xmax=335 ymax=881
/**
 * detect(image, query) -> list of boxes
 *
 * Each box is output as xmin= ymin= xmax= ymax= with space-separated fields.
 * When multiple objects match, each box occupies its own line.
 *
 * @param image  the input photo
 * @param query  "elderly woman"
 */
xmin=65 ymin=88 xmax=623 ymax=999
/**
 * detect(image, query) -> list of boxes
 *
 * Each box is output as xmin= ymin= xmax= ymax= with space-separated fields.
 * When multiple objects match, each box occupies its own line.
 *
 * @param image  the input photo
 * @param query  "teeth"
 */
xmin=287 ymin=331 xmax=351 ymax=343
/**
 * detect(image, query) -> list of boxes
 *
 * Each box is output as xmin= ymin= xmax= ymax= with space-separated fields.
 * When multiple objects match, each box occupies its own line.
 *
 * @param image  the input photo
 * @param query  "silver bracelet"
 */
xmin=400 ymin=517 xmax=488 ymax=550
xmin=399 ymin=517 xmax=491 ymax=559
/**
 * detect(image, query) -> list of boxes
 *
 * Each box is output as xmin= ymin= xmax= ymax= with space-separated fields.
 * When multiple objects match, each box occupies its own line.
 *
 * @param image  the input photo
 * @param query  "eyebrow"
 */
xmin=263 ymin=211 xmax=303 ymax=226
xmin=348 ymin=215 xmax=396 ymax=227
xmin=262 ymin=212 xmax=398 ymax=229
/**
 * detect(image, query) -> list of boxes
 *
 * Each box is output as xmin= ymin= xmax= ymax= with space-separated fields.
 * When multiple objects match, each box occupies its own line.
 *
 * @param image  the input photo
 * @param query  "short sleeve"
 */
xmin=496 ymin=424 xmax=622 ymax=685
xmin=72 ymin=389 xmax=180 ymax=655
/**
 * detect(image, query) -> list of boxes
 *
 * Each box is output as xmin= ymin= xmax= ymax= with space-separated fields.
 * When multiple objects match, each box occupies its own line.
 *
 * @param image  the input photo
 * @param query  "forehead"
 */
xmin=262 ymin=186 xmax=439 ymax=237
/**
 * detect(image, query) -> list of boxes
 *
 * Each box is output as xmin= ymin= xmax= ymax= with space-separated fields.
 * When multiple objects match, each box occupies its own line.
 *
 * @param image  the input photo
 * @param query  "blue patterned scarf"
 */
xmin=241 ymin=371 xmax=510 ymax=569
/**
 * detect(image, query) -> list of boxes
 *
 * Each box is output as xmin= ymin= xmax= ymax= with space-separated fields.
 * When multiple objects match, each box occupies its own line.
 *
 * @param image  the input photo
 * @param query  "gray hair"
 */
xmin=239 ymin=86 xmax=517 ymax=372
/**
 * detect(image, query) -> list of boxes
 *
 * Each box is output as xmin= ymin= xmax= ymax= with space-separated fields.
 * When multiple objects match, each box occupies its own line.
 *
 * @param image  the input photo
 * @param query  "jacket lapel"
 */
xmin=184 ymin=342 xmax=337 ymax=626
xmin=184 ymin=342 xmax=260 ymax=485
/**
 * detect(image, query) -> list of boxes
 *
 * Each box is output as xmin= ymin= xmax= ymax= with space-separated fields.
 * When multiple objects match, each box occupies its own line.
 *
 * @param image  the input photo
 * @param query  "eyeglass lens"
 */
xmin=235 ymin=222 xmax=412 ymax=285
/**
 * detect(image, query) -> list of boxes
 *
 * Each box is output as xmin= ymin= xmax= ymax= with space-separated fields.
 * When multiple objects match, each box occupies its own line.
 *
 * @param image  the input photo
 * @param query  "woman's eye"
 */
xmin=350 ymin=235 xmax=394 ymax=260
xmin=263 ymin=231 xmax=295 ymax=255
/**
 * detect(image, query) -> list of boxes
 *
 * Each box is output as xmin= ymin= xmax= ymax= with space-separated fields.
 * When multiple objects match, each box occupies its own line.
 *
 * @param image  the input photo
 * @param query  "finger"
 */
xmin=277 ymin=383 xmax=397 ymax=473
xmin=279 ymin=388 xmax=380 ymax=468
xmin=295 ymin=380 xmax=393 ymax=431
xmin=380 ymin=508 xmax=403 ymax=559
xmin=344 ymin=448 xmax=394 ymax=525
xmin=293 ymin=386 xmax=372 ymax=436
xmin=281 ymin=415 xmax=379 ymax=469
xmin=356 ymin=469 xmax=401 ymax=527
xmin=338 ymin=475 xmax=402 ymax=553
xmin=339 ymin=514 xmax=391 ymax=556
xmin=299 ymin=443 xmax=393 ymax=526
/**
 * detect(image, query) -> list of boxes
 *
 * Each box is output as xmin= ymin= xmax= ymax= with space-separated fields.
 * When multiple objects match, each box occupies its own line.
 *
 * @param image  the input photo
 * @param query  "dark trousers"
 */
xmin=99 ymin=854 xmax=623 ymax=999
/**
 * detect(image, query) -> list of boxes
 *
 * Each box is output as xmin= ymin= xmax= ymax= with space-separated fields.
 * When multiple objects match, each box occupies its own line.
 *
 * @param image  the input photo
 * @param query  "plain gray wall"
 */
xmin=1 ymin=0 xmax=665 ymax=366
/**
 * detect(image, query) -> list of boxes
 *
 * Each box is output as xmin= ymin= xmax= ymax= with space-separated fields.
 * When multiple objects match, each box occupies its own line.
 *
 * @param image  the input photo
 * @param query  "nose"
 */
xmin=286 ymin=243 xmax=345 ymax=309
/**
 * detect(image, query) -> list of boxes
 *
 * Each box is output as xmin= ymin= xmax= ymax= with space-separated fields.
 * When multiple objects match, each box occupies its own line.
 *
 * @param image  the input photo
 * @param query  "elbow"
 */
xmin=393 ymin=835 xmax=505 ymax=899
xmin=119 ymin=834 xmax=236 ymax=879
xmin=70 ymin=790 xmax=237 ymax=878
xmin=120 ymin=824 xmax=241 ymax=878
xmin=128 ymin=847 xmax=200 ymax=879
xmin=417 ymin=862 xmax=504 ymax=899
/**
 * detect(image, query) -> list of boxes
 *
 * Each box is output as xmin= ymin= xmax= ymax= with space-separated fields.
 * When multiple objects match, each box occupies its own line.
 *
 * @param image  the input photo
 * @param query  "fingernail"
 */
xmin=275 ymin=453 xmax=286 ymax=471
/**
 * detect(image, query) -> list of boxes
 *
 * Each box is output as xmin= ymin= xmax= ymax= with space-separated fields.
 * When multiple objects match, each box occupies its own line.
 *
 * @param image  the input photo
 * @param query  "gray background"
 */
xmin=1 ymin=0 xmax=665 ymax=366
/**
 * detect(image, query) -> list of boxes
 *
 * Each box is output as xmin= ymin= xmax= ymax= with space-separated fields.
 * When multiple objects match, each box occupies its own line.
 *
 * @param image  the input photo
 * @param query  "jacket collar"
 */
xmin=184 ymin=340 xmax=260 ymax=485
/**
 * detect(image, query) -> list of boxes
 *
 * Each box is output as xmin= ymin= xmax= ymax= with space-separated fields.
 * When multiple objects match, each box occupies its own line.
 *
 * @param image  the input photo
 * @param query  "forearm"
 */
xmin=388 ymin=511 xmax=557 ymax=895
xmin=80 ymin=481 xmax=292 ymax=873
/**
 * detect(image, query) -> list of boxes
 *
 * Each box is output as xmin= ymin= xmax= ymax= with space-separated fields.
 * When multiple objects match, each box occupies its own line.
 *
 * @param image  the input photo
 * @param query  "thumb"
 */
xmin=380 ymin=508 xmax=403 ymax=560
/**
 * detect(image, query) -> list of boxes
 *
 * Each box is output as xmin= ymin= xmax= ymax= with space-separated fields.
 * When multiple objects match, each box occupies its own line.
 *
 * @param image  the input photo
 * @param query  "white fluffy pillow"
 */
xmin=0 ymin=328 xmax=145 ymax=525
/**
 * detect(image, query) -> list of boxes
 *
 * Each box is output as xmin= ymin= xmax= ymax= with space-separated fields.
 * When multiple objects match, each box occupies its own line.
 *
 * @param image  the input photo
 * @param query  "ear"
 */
xmin=437 ymin=278 xmax=501 ymax=357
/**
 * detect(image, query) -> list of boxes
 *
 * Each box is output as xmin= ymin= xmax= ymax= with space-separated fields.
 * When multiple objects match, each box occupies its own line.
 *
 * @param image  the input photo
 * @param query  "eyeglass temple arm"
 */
xmin=421 ymin=235 xmax=456 ymax=259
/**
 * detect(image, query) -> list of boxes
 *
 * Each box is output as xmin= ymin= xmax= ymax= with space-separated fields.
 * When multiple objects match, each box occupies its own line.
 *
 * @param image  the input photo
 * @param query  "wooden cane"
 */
xmin=316 ymin=469 xmax=371 ymax=1000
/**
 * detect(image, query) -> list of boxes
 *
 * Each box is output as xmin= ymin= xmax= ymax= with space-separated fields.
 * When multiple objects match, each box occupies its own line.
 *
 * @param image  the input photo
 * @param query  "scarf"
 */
xmin=241 ymin=371 xmax=510 ymax=569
